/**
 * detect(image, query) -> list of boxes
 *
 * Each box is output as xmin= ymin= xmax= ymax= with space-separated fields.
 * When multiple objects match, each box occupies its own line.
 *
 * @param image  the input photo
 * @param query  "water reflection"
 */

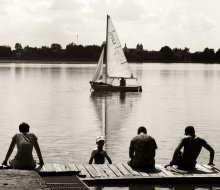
xmin=1 ymin=63 xmax=220 ymax=168
xmin=92 ymin=183 xmax=220 ymax=190
xmin=89 ymin=91 xmax=141 ymax=161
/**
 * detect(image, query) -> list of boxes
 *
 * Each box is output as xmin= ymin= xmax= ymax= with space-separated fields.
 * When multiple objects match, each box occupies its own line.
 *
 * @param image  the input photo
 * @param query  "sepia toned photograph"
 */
xmin=0 ymin=0 xmax=220 ymax=189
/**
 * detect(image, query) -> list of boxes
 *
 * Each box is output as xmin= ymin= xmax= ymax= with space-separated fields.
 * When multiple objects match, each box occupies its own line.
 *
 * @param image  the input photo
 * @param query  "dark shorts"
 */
xmin=172 ymin=151 xmax=195 ymax=170
xmin=9 ymin=159 xmax=36 ymax=170
xmin=127 ymin=160 xmax=155 ymax=170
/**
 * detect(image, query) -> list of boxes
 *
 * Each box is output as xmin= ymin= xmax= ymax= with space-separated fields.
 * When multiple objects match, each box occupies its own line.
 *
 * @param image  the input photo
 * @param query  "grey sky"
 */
xmin=0 ymin=0 xmax=219 ymax=52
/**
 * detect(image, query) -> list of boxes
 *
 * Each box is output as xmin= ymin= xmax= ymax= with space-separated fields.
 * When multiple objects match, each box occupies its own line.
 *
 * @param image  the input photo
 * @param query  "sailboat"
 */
xmin=90 ymin=15 xmax=142 ymax=92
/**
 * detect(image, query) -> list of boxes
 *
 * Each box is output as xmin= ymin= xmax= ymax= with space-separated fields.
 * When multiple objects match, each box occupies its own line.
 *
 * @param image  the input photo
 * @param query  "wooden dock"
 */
xmin=38 ymin=163 xmax=220 ymax=185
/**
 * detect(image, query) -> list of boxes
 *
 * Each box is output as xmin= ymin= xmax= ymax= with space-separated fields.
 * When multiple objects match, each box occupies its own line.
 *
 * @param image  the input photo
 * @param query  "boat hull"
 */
xmin=90 ymin=82 xmax=142 ymax=92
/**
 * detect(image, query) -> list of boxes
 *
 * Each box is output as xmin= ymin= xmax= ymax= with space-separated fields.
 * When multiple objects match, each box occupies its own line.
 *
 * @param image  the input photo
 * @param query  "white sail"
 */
xmin=106 ymin=15 xmax=133 ymax=78
xmin=91 ymin=47 xmax=104 ymax=82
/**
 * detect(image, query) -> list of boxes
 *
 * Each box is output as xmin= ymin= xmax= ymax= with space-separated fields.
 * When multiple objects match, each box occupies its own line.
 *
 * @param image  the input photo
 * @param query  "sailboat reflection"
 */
xmin=90 ymin=91 xmax=141 ymax=160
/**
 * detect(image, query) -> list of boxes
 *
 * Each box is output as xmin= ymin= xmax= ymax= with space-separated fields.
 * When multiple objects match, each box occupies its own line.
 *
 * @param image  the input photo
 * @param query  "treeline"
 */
xmin=1 ymin=43 xmax=220 ymax=63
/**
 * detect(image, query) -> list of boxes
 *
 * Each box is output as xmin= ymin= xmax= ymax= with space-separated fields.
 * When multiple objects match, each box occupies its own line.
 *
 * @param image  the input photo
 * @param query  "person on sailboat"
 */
xmin=89 ymin=136 xmax=112 ymax=164
xmin=128 ymin=126 xmax=157 ymax=169
xmin=168 ymin=126 xmax=215 ymax=170
xmin=2 ymin=122 xmax=44 ymax=170
xmin=120 ymin=78 xmax=126 ymax=87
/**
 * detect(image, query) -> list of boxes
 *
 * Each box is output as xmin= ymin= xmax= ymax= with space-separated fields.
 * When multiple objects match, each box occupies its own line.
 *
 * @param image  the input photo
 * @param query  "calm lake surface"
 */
xmin=1 ymin=62 xmax=220 ymax=189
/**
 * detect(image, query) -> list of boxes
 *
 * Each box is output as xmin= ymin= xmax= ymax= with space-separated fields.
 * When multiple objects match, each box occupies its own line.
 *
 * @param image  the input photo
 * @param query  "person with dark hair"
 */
xmin=2 ymin=122 xmax=44 ymax=170
xmin=169 ymin=126 xmax=215 ymax=170
xmin=89 ymin=136 xmax=112 ymax=164
xmin=128 ymin=126 xmax=157 ymax=169
xmin=120 ymin=78 xmax=126 ymax=87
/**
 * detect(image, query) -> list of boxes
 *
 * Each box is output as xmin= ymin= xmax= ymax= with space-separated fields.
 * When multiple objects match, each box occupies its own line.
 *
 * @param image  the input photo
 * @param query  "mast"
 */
xmin=104 ymin=15 xmax=109 ymax=83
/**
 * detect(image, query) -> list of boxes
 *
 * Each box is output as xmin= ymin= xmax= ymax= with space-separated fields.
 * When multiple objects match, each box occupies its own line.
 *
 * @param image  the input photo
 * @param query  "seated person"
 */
xmin=89 ymin=136 xmax=112 ymax=164
xmin=120 ymin=78 xmax=126 ymax=86
xmin=128 ymin=126 xmax=157 ymax=169
xmin=2 ymin=122 xmax=44 ymax=170
xmin=169 ymin=126 xmax=214 ymax=170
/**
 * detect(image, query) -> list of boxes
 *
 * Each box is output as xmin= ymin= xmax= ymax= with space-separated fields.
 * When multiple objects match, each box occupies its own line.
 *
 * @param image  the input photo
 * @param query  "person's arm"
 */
xmin=104 ymin=151 xmax=112 ymax=164
xmin=129 ymin=140 xmax=134 ymax=159
xmin=2 ymin=138 xmax=16 ymax=165
xmin=89 ymin=150 xmax=95 ymax=164
xmin=170 ymin=139 xmax=184 ymax=166
xmin=153 ymin=138 xmax=158 ymax=157
xmin=203 ymin=142 xmax=215 ymax=165
xmin=33 ymin=137 xmax=44 ymax=165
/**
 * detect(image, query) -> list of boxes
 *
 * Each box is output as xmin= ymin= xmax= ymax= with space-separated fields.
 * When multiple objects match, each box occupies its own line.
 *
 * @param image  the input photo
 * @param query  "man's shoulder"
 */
xmin=28 ymin=133 xmax=38 ymax=140
xmin=195 ymin=136 xmax=206 ymax=143
xmin=12 ymin=133 xmax=20 ymax=140
xmin=183 ymin=136 xmax=206 ymax=143
xmin=132 ymin=134 xmax=155 ymax=141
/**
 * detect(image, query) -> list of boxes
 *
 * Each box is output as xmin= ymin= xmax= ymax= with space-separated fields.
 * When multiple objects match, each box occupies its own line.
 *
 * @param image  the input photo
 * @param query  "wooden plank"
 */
xmin=196 ymin=164 xmax=213 ymax=173
xmin=90 ymin=164 xmax=104 ymax=178
xmin=68 ymin=164 xmax=80 ymax=172
xmin=195 ymin=164 xmax=218 ymax=177
xmin=108 ymin=164 xmax=124 ymax=177
xmin=38 ymin=164 xmax=47 ymax=172
xmin=166 ymin=166 xmax=190 ymax=176
xmin=43 ymin=163 xmax=55 ymax=172
xmin=202 ymin=164 xmax=220 ymax=176
xmin=135 ymin=170 xmax=150 ymax=177
xmin=115 ymin=163 xmax=133 ymax=177
xmin=51 ymin=163 xmax=62 ymax=172
xmin=92 ymin=164 xmax=108 ymax=178
xmin=147 ymin=167 xmax=163 ymax=177
xmin=100 ymin=164 xmax=117 ymax=178
xmin=121 ymin=164 xmax=150 ymax=177
xmin=155 ymin=165 xmax=173 ymax=176
xmin=59 ymin=164 xmax=71 ymax=171
xmin=122 ymin=163 xmax=142 ymax=176
xmin=83 ymin=164 xmax=101 ymax=178
xmin=76 ymin=164 xmax=91 ymax=178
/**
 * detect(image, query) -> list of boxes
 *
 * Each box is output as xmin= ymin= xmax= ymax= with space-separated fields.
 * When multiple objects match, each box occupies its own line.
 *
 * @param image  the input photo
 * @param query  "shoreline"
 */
xmin=0 ymin=59 xmax=219 ymax=64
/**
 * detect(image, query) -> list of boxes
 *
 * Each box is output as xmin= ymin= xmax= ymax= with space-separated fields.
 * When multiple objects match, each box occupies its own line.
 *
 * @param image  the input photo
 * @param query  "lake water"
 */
xmin=0 ymin=62 xmax=220 ymax=189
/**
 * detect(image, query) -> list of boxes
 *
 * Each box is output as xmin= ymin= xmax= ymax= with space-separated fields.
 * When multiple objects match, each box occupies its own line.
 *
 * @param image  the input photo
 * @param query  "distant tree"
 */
xmin=191 ymin=52 xmax=202 ymax=62
xmin=0 ymin=46 xmax=12 ymax=57
xmin=51 ymin=43 xmax=62 ymax=52
xmin=215 ymin=49 xmax=220 ymax=62
xmin=39 ymin=46 xmax=52 ymax=58
xmin=15 ymin=43 xmax=23 ymax=51
xmin=202 ymin=48 xmax=215 ymax=62
xmin=159 ymin=46 xmax=174 ymax=62
xmin=183 ymin=47 xmax=190 ymax=54
xmin=50 ymin=43 xmax=62 ymax=58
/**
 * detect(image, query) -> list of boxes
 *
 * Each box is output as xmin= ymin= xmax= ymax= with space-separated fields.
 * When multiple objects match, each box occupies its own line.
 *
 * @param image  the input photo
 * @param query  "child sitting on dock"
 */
xmin=89 ymin=136 xmax=112 ymax=164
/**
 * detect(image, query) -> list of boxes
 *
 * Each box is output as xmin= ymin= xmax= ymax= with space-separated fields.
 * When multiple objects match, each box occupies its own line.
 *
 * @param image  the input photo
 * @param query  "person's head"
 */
xmin=96 ymin=136 xmax=105 ymax=148
xmin=137 ymin=126 xmax=147 ymax=135
xmin=19 ymin=122 xmax=30 ymax=133
xmin=185 ymin=126 xmax=195 ymax=137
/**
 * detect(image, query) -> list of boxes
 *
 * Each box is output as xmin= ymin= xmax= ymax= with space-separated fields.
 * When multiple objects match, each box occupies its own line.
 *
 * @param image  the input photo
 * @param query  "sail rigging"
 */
xmin=91 ymin=47 xmax=104 ymax=82
xmin=106 ymin=15 xmax=133 ymax=79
